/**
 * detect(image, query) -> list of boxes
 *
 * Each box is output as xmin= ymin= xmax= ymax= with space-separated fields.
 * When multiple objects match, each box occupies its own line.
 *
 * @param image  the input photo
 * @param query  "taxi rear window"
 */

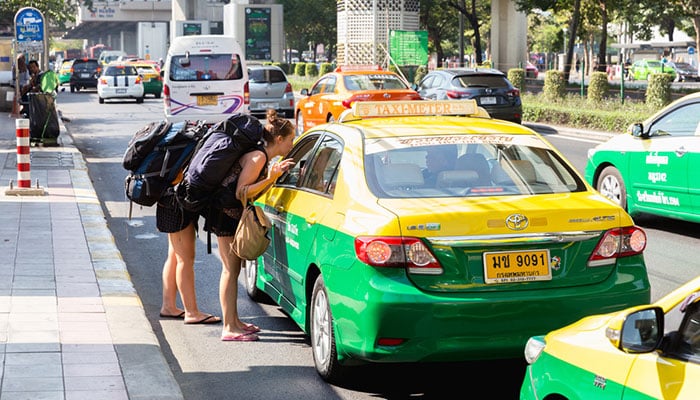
xmin=364 ymin=135 xmax=586 ymax=198
xmin=344 ymin=74 xmax=408 ymax=90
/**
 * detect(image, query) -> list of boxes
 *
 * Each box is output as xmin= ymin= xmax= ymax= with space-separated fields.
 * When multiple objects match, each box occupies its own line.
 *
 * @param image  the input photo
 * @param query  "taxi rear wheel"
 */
xmin=310 ymin=276 xmax=343 ymax=382
xmin=597 ymin=166 xmax=627 ymax=210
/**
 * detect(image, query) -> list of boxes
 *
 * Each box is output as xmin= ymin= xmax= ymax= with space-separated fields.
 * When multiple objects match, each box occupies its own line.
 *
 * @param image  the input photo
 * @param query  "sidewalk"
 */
xmin=0 ymin=112 xmax=183 ymax=399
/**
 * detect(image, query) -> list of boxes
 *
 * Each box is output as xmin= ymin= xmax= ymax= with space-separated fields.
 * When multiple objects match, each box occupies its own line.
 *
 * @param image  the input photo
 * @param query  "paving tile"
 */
xmin=0 ymin=391 xmax=64 ymax=400
xmin=0 ymin=377 xmax=64 ymax=392
xmin=64 ymin=375 xmax=125 ymax=391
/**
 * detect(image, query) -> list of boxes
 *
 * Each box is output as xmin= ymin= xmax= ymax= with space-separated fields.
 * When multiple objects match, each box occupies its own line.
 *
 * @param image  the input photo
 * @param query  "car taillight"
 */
xmin=588 ymin=226 xmax=647 ymax=267
xmin=506 ymin=88 xmax=520 ymax=98
xmin=354 ymin=236 xmax=443 ymax=275
xmin=163 ymin=84 xmax=170 ymax=106
xmin=244 ymin=81 xmax=249 ymax=104
xmin=446 ymin=90 xmax=463 ymax=99
xmin=284 ymin=83 xmax=293 ymax=93
xmin=341 ymin=93 xmax=370 ymax=108
xmin=135 ymin=76 xmax=142 ymax=84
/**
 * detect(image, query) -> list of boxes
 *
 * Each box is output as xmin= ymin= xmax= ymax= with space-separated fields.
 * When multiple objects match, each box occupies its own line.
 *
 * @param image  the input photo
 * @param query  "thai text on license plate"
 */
xmin=196 ymin=95 xmax=218 ymax=106
xmin=483 ymin=249 xmax=552 ymax=284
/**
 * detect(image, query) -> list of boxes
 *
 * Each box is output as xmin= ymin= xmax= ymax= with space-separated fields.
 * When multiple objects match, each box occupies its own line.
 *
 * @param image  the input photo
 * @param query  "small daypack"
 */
xmin=123 ymin=120 xmax=209 ymax=214
xmin=175 ymin=113 xmax=265 ymax=213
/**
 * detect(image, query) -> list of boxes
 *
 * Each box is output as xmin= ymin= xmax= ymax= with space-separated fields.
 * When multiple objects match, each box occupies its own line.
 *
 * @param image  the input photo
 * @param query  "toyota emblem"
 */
xmin=505 ymin=214 xmax=529 ymax=231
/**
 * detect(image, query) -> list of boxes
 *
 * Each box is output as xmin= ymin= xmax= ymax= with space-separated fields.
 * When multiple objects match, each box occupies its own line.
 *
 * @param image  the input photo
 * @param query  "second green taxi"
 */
xmin=245 ymin=100 xmax=651 ymax=382
xmin=584 ymin=91 xmax=700 ymax=224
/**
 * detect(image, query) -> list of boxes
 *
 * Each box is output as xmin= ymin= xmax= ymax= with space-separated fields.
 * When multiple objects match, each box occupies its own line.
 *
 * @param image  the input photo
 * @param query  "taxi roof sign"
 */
xmin=349 ymin=100 xmax=481 ymax=118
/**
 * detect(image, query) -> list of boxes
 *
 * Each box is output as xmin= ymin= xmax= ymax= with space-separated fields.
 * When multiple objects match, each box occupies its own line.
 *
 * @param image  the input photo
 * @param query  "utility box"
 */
xmin=138 ymin=22 xmax=168 ymax=62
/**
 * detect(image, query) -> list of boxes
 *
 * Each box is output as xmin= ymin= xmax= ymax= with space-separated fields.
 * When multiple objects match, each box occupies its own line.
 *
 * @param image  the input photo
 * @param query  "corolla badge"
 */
xmin=505 ymin=214 xmax=529 ymax=231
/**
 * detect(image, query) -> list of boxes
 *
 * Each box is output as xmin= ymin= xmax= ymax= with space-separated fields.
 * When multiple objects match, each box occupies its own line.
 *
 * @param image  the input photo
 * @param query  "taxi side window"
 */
xmin=277 ymin=135 xmax=320 ymax=187
xmin=649 ymin=102 xmax=700 ymax=137
xmin=310 ymin=78 xmax=328 ymax=95
xmin=323 ymin=76 xmax=337 ymax=93
xmin=303 ymin=136 xmax=342 ymax=195
xmin=680 ymin=301 xmax=700 ymax=360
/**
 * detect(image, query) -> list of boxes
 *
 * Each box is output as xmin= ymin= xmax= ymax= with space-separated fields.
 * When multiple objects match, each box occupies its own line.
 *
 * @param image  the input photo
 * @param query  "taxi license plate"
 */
xmin=197 ymin=95 xmax=218 ymax=106
xmin=483 ymin=249 xmax=552 ymax=284
xmin=480 ymin=96 xmax=497 ymax=105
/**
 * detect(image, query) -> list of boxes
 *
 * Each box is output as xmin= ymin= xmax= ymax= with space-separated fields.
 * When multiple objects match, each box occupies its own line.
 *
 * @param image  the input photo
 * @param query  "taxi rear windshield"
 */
xmin=344 ymin=74 xmax=409 ymax=90
xmin=364 ymin=135 xmax=586 ymax=198
xmin=169 ymin=54 xmax=244 ymax=81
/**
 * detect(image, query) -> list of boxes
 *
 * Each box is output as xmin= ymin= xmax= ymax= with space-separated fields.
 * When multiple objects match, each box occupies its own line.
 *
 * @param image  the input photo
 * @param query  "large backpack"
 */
xmin=175 ymin=113 xmax=265 ymax=213
xmin=123 ymin=120 xmax=209 ymax=214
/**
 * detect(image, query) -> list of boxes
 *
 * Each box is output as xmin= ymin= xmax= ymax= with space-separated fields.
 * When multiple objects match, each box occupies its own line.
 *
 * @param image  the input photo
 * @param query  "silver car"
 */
xmin=247 ymin=65 xmax=295 ymax=118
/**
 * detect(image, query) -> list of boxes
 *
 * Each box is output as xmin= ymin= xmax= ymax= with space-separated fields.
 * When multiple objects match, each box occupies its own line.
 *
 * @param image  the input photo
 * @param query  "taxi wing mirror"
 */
xmin=630 ymin=123 xmax=646 ymax=138
xmin=300 ymin=88 xmax=309 ymax=96
xmin=606 ymin=306 xmax=663 ymax=353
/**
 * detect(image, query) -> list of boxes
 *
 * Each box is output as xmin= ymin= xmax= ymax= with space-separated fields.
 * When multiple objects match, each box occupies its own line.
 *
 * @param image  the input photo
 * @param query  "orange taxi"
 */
xmin=294 ymin=65 xmax=421 ymax=135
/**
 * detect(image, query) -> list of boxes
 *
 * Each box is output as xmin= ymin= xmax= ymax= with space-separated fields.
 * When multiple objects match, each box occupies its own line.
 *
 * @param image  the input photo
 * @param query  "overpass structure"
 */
xmin=61 ymin=0 xmax=527 ymax=72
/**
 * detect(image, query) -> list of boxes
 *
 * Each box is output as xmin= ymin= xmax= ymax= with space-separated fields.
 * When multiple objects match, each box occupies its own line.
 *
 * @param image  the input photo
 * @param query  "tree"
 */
xmin=420 ymin=0 xmax=459 ymax=67
xmin=447 ymin=0 xmax=489 ymax=65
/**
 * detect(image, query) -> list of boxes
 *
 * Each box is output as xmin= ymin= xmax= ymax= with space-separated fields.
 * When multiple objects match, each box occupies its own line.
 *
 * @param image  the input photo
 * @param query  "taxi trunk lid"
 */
xmin=377 ymin=193 xmax=630 ymax=293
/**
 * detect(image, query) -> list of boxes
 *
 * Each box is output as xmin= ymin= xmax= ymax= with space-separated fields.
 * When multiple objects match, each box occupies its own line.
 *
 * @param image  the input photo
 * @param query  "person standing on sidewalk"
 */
xmin=205 ymin=110 xmax=295 ymax=342
xmin=156 ymin=193 xmax=222 ymax=325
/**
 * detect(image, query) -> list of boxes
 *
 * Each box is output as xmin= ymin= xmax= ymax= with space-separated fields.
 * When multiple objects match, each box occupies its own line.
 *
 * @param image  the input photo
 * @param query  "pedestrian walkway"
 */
xmin=0 ymin=112 xmax=183 ymax=399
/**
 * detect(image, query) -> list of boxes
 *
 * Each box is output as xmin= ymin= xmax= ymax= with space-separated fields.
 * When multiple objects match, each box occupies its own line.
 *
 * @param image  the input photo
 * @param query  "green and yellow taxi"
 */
xmin=584 ymin=91 xmax=700 ymax=223
xmin=57 ymin=59 xmax=74 ymax=85
xmin=521 ymin=274 xmax=700 ymax=400
xmin=244 ymin=100 xmax=651 ymax=382
xmin=128 ymin=61 xmax=162 ymax=98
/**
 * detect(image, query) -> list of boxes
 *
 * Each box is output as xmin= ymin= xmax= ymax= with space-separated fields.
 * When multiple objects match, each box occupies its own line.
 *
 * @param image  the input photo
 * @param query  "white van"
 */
xmin=98 ymin=50 xmax=127 ymax=67
xmin=163 ymin=35 xmax=248 ymax=123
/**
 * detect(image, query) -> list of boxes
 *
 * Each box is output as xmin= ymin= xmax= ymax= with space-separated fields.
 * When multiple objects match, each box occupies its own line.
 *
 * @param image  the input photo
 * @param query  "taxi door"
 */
xmin=265 ymin=133 xmax=343 ymax=310
xmin=629 ymin=105 xmax=699 ymax=216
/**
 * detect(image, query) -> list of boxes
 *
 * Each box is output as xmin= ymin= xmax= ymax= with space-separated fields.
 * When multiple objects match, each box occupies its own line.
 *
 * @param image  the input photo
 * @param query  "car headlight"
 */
xmin=523 ymin=336 xmax=546 ymax=364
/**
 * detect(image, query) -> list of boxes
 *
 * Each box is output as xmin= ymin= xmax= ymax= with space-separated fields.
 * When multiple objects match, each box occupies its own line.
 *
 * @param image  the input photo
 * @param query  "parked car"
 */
xmin=244 ymin=99 xmax=651 ymax=382
xmin=57 ymin=59 xmax=74 ymax=85
xmin=584 ymin=91 xmax=700 ymax=224
xmin=247 ymin=65 xmax=295 ymax=118
xmin=629 ymin=59 xmax=677 ymax=81
xmin=416 ymin=68 xmax=523 ymax=124
xmin=521 ymin=274 xmax=700 ymax=400
xmin=525 ymin=61 xmax=539 ymax=79
xmin=69 ymin=58 xmax=102 ymax=92
xmin=97 ymin=63 xmax=144 ymax=103
xmin=295 ymin=66 xmax=421 ymax=135
xmin=670 ymin=61 xmax=700 ymax=82
xmin=128 ymin=61 xmax=162 ymax=98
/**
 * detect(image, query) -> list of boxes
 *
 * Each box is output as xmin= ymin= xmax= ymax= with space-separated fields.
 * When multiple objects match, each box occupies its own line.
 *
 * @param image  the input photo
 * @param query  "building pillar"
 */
xmin=490 ymin=0 xmax=528 ymax=72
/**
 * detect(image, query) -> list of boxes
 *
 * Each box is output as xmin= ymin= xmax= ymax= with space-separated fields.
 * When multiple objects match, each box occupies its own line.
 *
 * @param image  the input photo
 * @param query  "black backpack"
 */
xmin=123 ymin=120 xmax=209 ymax=215
xmin=175 ymin=113 xmax=265 ymax=213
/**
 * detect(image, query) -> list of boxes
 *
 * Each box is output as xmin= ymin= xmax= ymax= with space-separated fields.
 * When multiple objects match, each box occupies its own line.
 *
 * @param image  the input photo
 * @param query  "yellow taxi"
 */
xmin=521 ymin=274 xmax=700 ymax=400
xmin=244 ymin=100 xmax=651 ymax=382
xmin=128 ymin=61 xmax=163 ymax=98
xmin=294 ymin=65 xmax=421 ymax=135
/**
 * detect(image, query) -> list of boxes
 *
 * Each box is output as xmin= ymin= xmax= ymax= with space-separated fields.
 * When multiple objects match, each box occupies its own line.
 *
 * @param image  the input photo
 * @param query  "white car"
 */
xmin=97 ymin=63 xmax=144 ymax=104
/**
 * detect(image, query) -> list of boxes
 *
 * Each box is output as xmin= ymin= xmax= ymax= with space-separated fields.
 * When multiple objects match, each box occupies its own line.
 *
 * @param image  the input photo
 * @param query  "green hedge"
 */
xmin=508 ymin=68 xmax=525 ymax=91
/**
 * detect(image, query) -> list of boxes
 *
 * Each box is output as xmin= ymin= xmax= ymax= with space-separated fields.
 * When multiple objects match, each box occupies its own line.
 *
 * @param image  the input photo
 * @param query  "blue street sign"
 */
xmin=15 ymin=7 xmax=44 ymax=43
xmin=689 ymin=47 xmax=696 ymax=55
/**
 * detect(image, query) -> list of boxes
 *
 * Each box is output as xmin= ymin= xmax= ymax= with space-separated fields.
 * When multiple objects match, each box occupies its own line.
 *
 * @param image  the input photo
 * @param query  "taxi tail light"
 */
xmin=135 ymin=76 xmax=142 ymax=84
xmin=588 ymin=226 xmax=647 ymax=266
xmin=244 ymin=81 xmax=250 ymax=105
xmin=354 ymin=236 xmax=443 ymax=275
xmin=342 ymin=93 xmax=371 ymax=109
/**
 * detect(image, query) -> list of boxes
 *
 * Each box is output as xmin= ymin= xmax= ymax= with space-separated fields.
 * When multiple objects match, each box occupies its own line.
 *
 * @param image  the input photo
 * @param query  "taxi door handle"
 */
xmin=275 ymin=205 xmax=285 ymax=213
xmin=306 ymin=217 xmax=317 ymax=225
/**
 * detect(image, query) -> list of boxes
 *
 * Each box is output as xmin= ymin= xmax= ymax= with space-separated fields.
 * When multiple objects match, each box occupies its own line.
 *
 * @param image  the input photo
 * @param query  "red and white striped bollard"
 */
xmin=16 ymin=118 xmax=31 ymax=188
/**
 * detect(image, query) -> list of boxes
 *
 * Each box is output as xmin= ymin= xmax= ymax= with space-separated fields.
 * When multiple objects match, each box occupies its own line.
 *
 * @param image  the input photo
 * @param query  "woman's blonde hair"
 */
xmin=263 ymin=109 xmax=295 ymax=142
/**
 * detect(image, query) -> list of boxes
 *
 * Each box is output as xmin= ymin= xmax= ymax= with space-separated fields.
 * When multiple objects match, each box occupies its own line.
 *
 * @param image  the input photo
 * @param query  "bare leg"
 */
xmin=170 ymin=223 xmax=220 ymax=324
xmin=160 ymin=239 xmax=184 ymax=317
xmin=218 ymin=236 xmax=255 ymax=337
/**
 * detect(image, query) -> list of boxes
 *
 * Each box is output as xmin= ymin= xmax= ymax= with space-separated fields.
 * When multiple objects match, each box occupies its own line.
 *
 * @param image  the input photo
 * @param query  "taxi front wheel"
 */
xmin=310 ymin=276 xmax=344 ymax=382
xmin=597 ymin=166 xmax=627 ymax=210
